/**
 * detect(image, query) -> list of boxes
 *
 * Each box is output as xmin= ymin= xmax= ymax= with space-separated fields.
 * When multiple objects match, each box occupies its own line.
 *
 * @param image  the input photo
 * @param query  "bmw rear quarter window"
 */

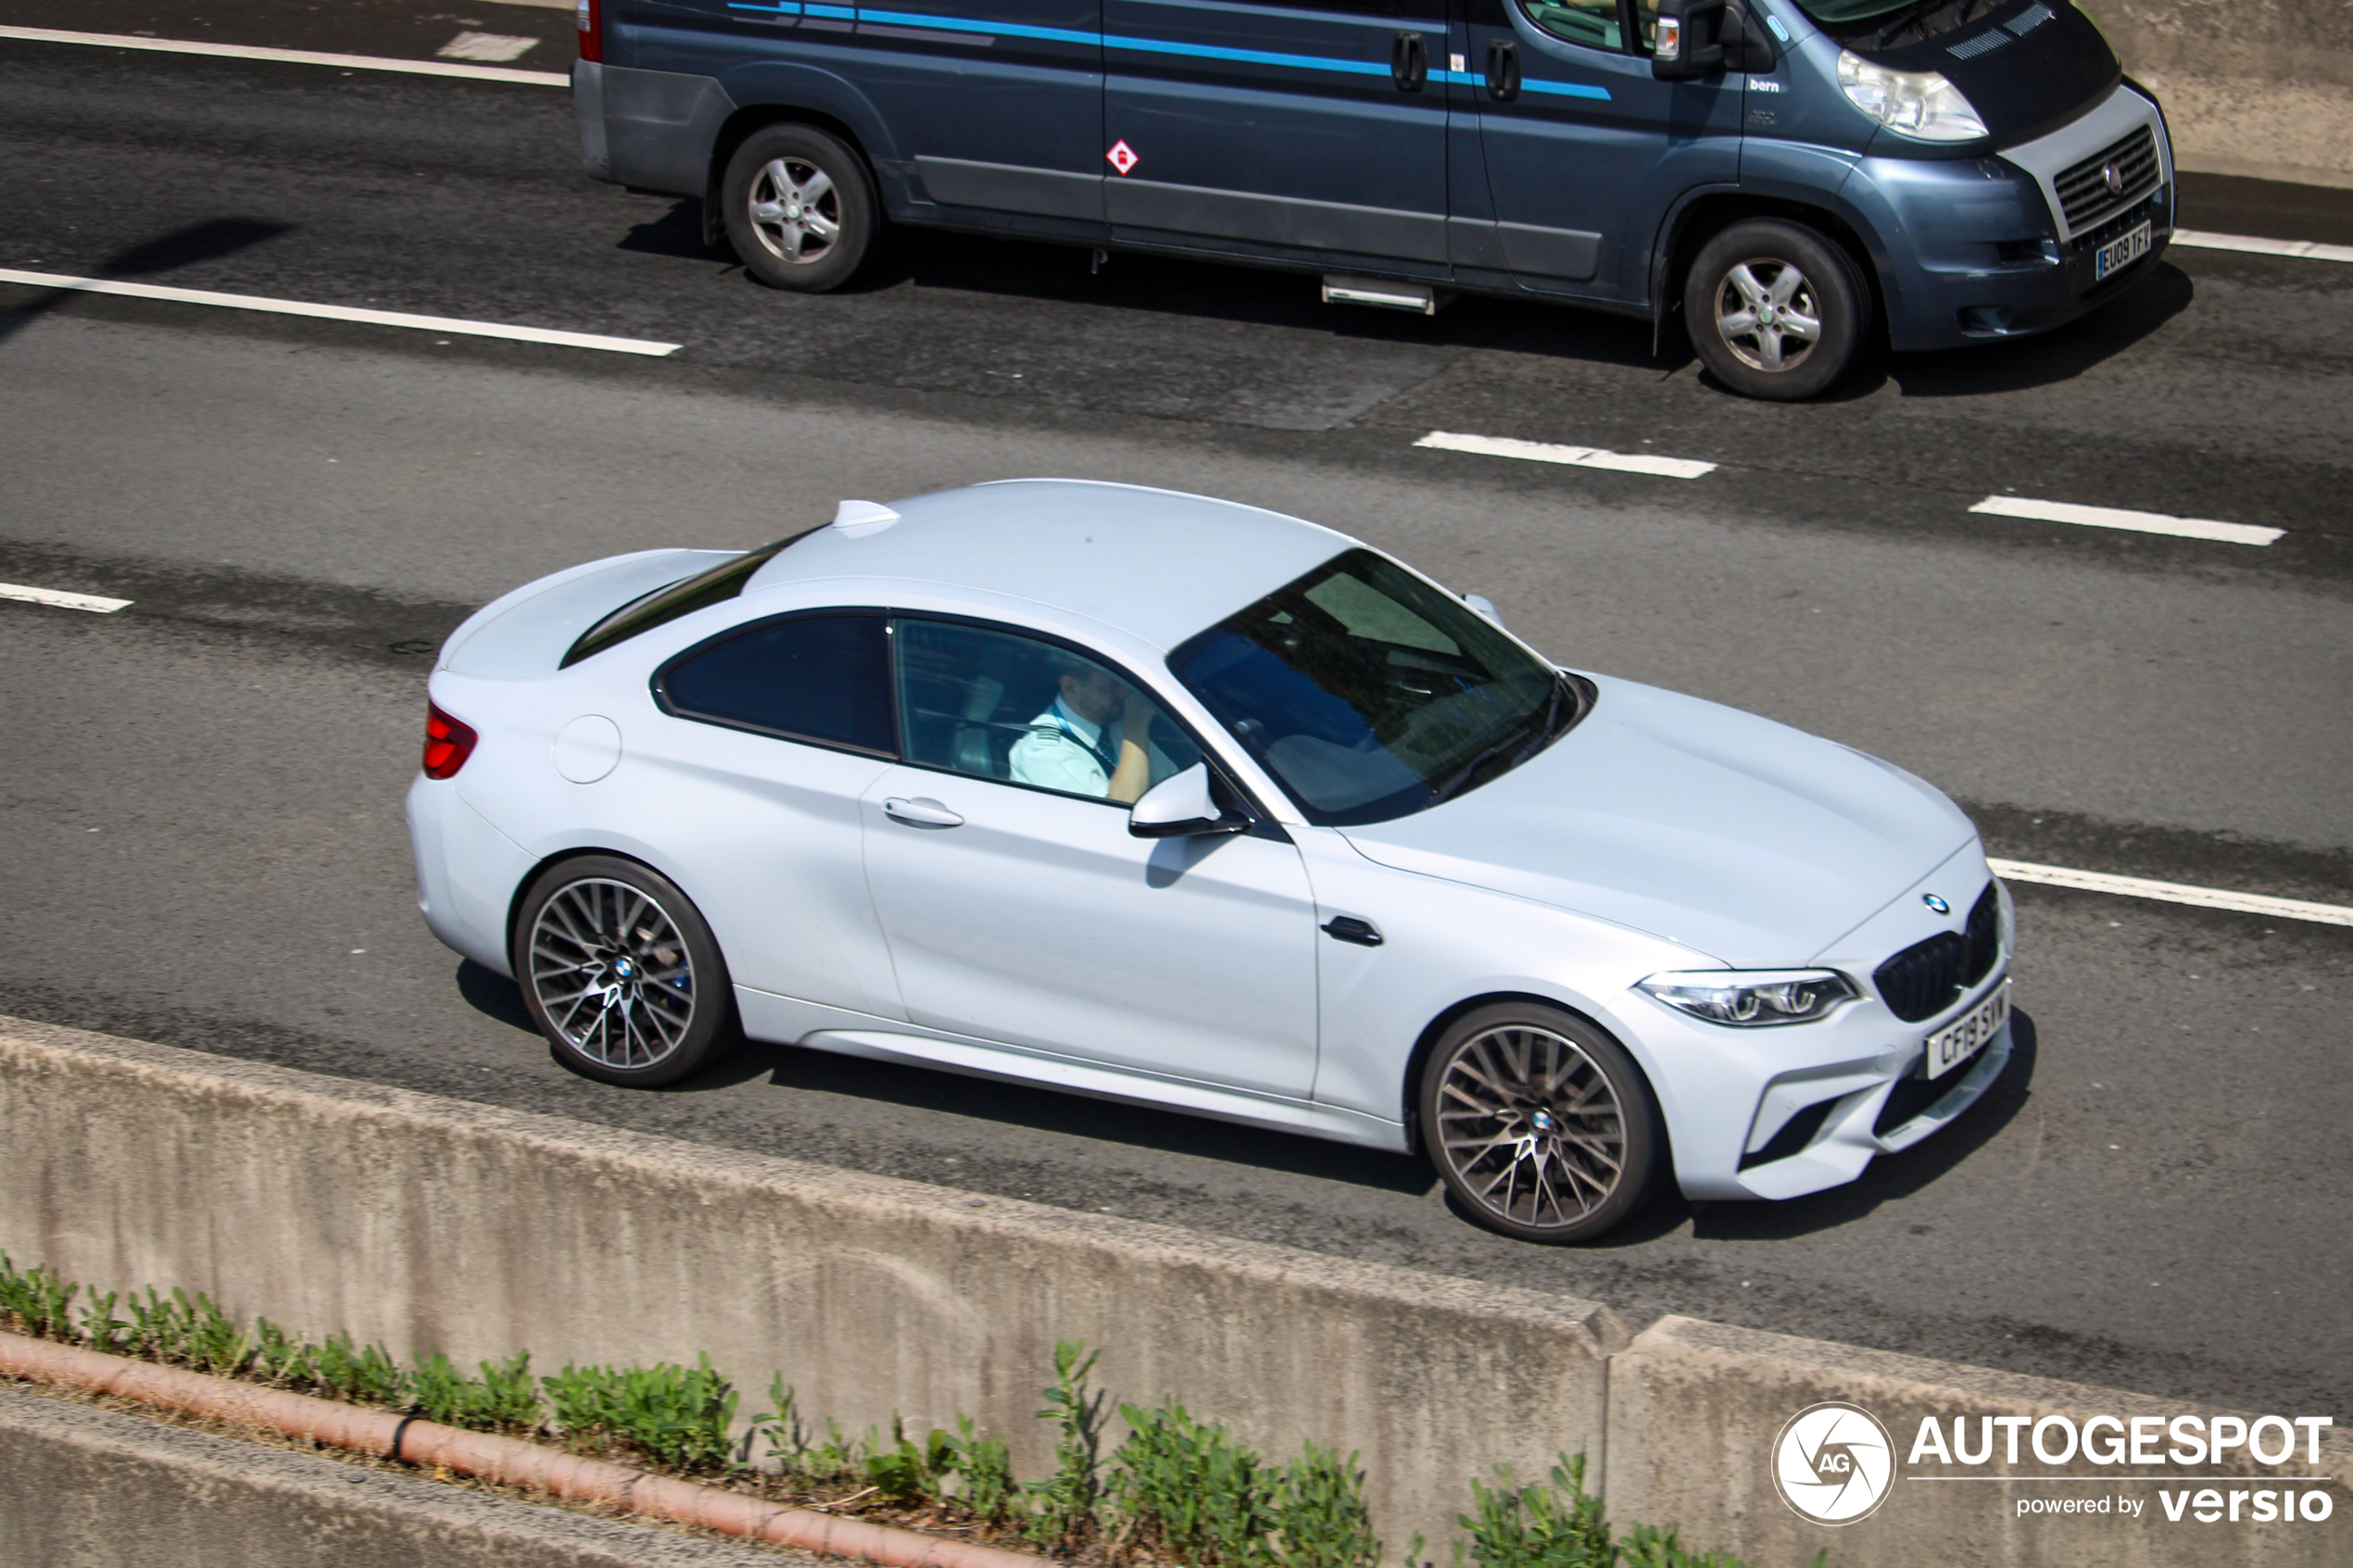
xmin=655 ymin=612 xmax=895 ymax=754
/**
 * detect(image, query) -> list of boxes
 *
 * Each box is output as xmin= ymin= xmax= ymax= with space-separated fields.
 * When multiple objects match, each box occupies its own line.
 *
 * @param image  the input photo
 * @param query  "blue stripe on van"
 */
xmin=727 ymin=8 xmax=1615 ymax=100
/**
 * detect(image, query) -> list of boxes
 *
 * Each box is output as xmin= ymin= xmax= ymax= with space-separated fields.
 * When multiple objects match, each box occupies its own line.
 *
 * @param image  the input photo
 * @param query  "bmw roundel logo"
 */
xmin=1922 ymin=894 xmax=1951 ymax=915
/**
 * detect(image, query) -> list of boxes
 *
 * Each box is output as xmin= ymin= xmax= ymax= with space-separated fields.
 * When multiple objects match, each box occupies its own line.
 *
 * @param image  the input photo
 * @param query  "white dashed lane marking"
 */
xmin=1415 ymin=430 xmax=1718 ymax=480
xmin=0 ymin=583 xmax=132 ymax=613
xmin=0 ymin=26 xmax=570 ymax=85
xmin=1991 ymin=860 xmax=2353 ymax=928
xmin=1969 ymin=495 xmax=2284 ymax=546
xmin=2174 ymin=229 xmax=2353 ymax=265
xmin=0 ymin=270 xmax=682 ymax=357
xmin=436 ymin=32 xmax=540 ymax=63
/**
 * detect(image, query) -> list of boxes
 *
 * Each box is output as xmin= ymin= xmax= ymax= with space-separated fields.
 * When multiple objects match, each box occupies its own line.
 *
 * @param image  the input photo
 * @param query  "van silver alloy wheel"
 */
xmin=1714 ymin=258 xmax=1822 ymax=374
xmin=527 ymin=877 xmax=698 ymax=1070
xmin=748 ymin=157 xmax=840 ymax=266
xmin=1433 ymin=1022 xmax=1627 ymax=1232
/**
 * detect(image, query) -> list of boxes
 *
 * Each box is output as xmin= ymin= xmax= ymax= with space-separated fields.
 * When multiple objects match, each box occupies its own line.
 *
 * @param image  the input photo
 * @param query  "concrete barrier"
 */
xmin=2082 ymin=1 xmax=2353 ymax=187
xmin=0 ymin=1017 xmax=2343 ymax=1565
xmin=1605 ymin=1317 xmax=2350 ymax=1567
xmin=0 ymin=1383 xmax=811 ymax=1568
xmin=0 ymin=1019 xmax=1620 ymax=1558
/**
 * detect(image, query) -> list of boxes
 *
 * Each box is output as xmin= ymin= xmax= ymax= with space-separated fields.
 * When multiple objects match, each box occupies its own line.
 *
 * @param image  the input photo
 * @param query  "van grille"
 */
xmin=2055 ymin=126 xmax=2161 ymax=235
xmin=1873 ymin=884 xmax=2001 ymax=1023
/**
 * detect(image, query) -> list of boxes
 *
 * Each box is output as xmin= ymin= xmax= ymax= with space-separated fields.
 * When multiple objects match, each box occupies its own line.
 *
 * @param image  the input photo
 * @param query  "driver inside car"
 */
xmin=1008 ymin=657 xmax=1168 ymax=804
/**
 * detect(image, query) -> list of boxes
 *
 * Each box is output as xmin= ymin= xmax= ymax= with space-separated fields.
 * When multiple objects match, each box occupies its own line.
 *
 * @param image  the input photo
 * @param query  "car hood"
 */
xmin=1337 ymin=676 xmax=1977 ymax=967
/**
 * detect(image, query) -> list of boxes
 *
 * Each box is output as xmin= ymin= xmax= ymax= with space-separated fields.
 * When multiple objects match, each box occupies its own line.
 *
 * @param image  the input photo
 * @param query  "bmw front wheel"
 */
xmin=1417 ymin=1003 xmax=1662 ymax=1244
xmin=514 ymin=856 xmax=736 ymax=1087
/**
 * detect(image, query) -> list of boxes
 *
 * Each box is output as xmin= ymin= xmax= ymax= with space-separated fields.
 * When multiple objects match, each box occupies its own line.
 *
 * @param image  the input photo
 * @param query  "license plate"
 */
xmin=1924 ymin=983 xmax=2008 ymax=1080
xmin=2095 ymin=221 xmax=2152 ymax=281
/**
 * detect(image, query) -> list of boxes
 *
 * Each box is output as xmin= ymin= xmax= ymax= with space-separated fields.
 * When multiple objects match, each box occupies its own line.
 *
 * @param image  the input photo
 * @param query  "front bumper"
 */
xmin=1844 ymin=82 xmax=2174 ymax=352
xmin=1655 ymin=859 xmax=2017 ymax=1202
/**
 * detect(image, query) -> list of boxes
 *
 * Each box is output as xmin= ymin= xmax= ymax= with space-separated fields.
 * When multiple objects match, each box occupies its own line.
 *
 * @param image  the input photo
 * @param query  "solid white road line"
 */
xmin=1991 ymin=859 xmax=2353 ymax=928
xmin=2174 ymin=229 xmax=2353 ymax=266
xmin=1416 ymin=430 xmax=1718 ymax=480
xmin=0 ymin=583 xmax=133 ymax=614
xmin=0 ymin=269 xmax=682 ymax=357
xmin=0 ymin=25 xmax=570 ymax=85
xmin=1969 ymin=495 xmax=2284 ymax=546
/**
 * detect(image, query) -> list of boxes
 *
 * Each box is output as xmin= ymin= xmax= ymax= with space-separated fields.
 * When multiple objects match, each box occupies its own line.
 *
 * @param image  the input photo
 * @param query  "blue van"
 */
xmin=571 ymin=0 xmax=2172 ymax=399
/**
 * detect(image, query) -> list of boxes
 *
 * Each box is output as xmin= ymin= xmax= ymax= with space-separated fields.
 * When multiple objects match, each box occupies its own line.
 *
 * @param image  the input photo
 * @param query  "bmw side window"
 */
xmin=893 ymin=619 xmax=1202 ymax=802
xmin=1521 ymin=0 xmax=1628 ymax=49
xmin=655 ymin=612 xmax=895 ymax=755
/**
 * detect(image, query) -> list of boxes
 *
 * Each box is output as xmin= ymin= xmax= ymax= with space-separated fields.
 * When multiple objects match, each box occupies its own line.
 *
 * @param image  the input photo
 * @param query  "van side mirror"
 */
xmin=1652 ymin=0 xmax=1725 ymax=81
xmin=1128 ymin=762 xmax=1250 ymax=839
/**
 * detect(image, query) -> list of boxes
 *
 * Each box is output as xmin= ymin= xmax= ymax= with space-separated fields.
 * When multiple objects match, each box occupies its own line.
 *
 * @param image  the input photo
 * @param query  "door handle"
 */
xmin=1485 ymin=38 xmax=1520 ymax=102
xmin=883 ymin=797 xmax=964 ymax=829
xmin=1322 ymin=916 xmax=1384 ymax=947
xmin=1390 ymin=31 xmax=1428 ymax=93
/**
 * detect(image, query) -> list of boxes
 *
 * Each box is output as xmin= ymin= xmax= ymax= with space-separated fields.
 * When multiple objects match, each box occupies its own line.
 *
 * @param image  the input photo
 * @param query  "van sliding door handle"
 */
xmin=1485 ymin=39 xmax=1520 ymax=101
xmin=1390 ymin=31 xmax=1428 ymax=93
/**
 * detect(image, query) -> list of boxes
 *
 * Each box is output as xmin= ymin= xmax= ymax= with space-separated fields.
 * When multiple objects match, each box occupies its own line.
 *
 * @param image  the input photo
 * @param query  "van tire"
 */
xmin=722 ymin=124 xmax=875 ymax=293
xmin=1684 ymin=219 xmax=1863 ymax=401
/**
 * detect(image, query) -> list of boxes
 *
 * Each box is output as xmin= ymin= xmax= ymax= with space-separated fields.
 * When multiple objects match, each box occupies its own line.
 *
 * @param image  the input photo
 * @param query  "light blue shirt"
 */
xmin=1008 ymin=696 xmax=1120 ymax=797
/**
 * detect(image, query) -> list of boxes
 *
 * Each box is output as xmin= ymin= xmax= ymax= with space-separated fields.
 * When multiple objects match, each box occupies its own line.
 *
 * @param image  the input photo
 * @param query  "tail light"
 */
xmin=423 ymin=702 xmax=479 ymax=779
xmin=577 ymin=0 xmax=603 ymax=62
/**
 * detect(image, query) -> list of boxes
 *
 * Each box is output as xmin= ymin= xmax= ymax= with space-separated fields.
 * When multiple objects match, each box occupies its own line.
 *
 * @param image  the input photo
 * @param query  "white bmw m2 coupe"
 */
xmin=408 ymin=481 xmax=2013 ymax=1243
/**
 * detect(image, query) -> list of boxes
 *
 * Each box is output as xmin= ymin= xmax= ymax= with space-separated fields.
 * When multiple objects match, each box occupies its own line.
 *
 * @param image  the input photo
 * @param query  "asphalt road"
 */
xmin=2 ymin=10 xmax=2348 ymax=1423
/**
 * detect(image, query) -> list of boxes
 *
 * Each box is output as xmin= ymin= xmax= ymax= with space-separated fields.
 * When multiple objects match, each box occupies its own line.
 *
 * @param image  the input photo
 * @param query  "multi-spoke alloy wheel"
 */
xmin=515 ymin=857 xmax=735 ymax=1086
xmin=1418 ymin=1005 xmax=1659 ymax=1243
xmin=1683 ymin=218 xmax=1863 ymax=402
xmin=721 ymin=124 xmax=876 ymax=294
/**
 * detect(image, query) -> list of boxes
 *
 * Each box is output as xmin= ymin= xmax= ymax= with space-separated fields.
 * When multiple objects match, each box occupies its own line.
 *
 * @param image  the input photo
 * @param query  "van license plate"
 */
xmin=1924 ymin=983 xmax=2008 ymax=1080
xmin=2095 ymin=222 xmax=2152 ymax=281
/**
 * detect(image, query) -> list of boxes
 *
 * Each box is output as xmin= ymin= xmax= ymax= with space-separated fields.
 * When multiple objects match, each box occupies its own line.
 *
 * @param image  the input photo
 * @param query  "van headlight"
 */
xmin=1638 ymin=970 xmax=1859 ymax=1027
xmin=1836 ymin=50 xmax=1987 ymax=142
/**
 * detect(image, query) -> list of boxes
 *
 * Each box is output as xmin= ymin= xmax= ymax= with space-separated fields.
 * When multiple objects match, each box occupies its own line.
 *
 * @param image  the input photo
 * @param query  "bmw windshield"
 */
xmin=1168 ymin=548 xmax=1586 ymax=825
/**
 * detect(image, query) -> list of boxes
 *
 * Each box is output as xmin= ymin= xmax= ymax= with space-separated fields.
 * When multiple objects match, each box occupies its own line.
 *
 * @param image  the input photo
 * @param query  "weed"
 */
xmin=411 ymin=1349 xmax=540 ymax=1431
xmin=1615 ymin=1523 xmax=1762 ymax=1568
xmin=1271 ymin=1442 xmax=1381 ymax=1568
xmin=862 ymin=1416 xmax=959 ymax=1506
xmin=179 ymin=1288 xmax=249 ymax=1376
xmin=1027 ymin=1339 xmax=1102 ymax=1548
xmin=0 ymin=1253 xmax=81 ymax=1341
xmin=315 ymin=1331 xmax=409 ymax=1407
xmin=249 ymin=1318 xmax=319 ymax=1388
xmin=946 ymin=1413 xmax=1024 ymax=1526
xmin=1109 ymin=1400 xmax=1272 ymax=1567
xmin=544 ymin=1356 xmax=738 ymax=1473
xmin=1453 ymin=1454 xmax=1614 ymax=1568
xmin=77 ymin=1289 xmax=129 ymax=1355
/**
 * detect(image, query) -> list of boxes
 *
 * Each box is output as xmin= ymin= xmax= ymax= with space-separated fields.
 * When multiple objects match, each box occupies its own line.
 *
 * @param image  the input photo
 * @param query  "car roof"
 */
xmin=745 ymin=480 xmax=1357 ymax=649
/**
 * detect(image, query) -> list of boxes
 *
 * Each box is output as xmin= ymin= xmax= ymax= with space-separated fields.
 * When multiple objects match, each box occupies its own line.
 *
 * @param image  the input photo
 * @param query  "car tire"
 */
xmin=513 ymin=856 xmax=737 ymax=1087
xmin=1684 ymin=218 xmax=1866 ymax=401
xmin=1416 ymin=1001 xmax=1663 ymax=1244
xmin=721 ymin=123 xmax=876 ymax=294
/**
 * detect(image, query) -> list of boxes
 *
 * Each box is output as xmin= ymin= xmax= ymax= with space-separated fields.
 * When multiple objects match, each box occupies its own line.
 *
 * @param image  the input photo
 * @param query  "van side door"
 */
xmin=1458 ymin=0 xmax=1742 ymax=303
xmin=1103 ymin=0 xmax=1453 ymax=275
xmin=849 ymin=0 xmax=1112 ymax=228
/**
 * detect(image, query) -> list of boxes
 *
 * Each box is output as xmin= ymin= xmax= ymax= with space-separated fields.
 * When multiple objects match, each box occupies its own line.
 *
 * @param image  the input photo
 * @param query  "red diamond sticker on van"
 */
xmin=1106 ymin=140 xmax=1139 ymax=176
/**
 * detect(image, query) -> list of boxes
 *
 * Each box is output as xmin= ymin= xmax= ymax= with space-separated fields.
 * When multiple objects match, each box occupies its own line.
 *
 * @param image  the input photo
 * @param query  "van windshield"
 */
xmin=1795 ymin=0 xmax=1997 ymax=28
xmin=1168 ymin=549 xmax=1581 ymax=826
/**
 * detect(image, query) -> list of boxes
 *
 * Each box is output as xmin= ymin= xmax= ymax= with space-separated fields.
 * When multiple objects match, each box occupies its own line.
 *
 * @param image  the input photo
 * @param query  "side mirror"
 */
xmin=1129 ymin=763 xmax=1250 ymax=839
xmin=1463 ymin=592 xmax=1504 ymax=627
xmin=1653 ymin=0 xmax=1725 ymax=81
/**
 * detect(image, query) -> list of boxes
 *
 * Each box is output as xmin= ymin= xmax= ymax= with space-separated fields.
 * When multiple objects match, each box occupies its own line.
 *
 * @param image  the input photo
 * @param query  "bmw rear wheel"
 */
xmin=514 ymin=856 xmax=736 ymax=1087
xmin=1684 ymin=218 xmax=1865 ymax=402
xmin=1418 ymin=1003 xmax=1662 ymax=1244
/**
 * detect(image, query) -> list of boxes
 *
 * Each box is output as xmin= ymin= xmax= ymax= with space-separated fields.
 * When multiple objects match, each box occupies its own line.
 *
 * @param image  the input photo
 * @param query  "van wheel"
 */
xmin=1685 ymin=219 xmax=1864 ymax=401
xmin=722 ymin=124 xmax=875 ymax=293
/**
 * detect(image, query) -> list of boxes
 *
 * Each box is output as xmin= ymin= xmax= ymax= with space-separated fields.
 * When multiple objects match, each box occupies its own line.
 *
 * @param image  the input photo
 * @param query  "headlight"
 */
xmin=1836 ymin=50 xmax=1987 ymax=142
xmin=1638 ymin=970 xmax=1859 ymax=1027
